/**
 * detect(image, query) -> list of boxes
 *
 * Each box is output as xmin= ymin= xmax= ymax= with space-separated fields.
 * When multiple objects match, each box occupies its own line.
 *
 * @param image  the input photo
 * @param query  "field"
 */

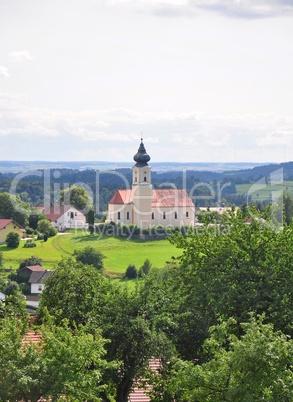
xmin=0 ymin=231 xmax=183 ymax=278
xmin=236 ymin=181 xmax=293 ymax=202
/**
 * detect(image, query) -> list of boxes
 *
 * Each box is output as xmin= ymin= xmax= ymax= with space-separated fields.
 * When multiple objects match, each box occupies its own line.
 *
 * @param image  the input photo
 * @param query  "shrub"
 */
xmin=74 ymin=247 xmax=105 ymax=270
xmin=138 ymin=259 xmax=152 ymax=277
xmin=23 ymin=240 xmax=37 ymax=248
xmin=125 ymin=264 xmax=137 ymax=279
xmin=5 ymin=232 xmax=20 ymax=248
xmin=19 ymin=256 xmax=42 ymax=270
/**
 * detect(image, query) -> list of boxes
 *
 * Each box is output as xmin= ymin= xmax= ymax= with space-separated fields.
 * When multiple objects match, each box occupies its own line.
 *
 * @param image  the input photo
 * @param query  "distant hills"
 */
xmin=0 ymin=160 xmax=292 ymax=182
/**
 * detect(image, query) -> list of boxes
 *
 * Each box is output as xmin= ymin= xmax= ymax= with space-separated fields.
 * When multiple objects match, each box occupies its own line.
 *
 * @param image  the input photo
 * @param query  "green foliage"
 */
xmin=37 ymin=219 xmax=57 ymax=236
xmin=125 ymin=264 xmax=137 ymax=279
xmin=19 ymin=256 xmax=42 ymax=270
xmin=28 ymin=210 xmax=46 ymax=230
xmin=0 ymin=314 xmax=116 ymax=402
xmin=150 ymin=315 xmax=293 ymax=401
xmin=1 ymin=280 xmax=19 ymax=295
xmin=23 ymin=239 xmax=37 ymax=248
xmin=87 ymin=207 xmax=95 ymax=234
xmin=0 ymin=192 xmax=30 ymax=227
xmin=37 ymin=258 xmax=170 ymax=402
xmin=5 ymin=231 xmax=20 ymax=248
xmin=139 ymin=258 xmax=152 ymax=277
xmin=59 ymin=185 xmax=93 ymax=211
xmin=74 ymin=246 xmax=105 ymax=270
xmin=0 ymin=251 xmax=3 ymax=268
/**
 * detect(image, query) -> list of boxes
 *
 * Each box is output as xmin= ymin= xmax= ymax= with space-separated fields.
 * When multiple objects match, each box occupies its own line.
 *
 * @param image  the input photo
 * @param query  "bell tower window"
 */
xmin=144 ymin=177 xmax=147 ymax=182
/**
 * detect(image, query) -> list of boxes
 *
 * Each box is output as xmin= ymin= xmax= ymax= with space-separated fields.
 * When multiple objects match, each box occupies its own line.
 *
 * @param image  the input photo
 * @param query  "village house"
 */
xmin=37 ymin=204 xmax=87 ymax=231
xmin=107 ymin=140 xmax=195 ymax=228
xmin=0 ymin=218 xmax=25 ymax=244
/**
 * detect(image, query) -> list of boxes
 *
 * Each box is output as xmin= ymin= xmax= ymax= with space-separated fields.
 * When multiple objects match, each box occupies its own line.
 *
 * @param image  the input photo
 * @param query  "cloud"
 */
xmin=121 ymin=0 xmax=293 ymax=18
xmin=0 ymin=66 xmax=9 ymax=78
xmin=8 ymin=51 xmax=33 ymax=63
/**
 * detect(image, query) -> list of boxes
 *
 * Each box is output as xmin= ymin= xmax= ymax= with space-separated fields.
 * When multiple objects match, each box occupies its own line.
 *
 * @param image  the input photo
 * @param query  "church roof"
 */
xmin=152 ymin=189 xmax=194 ymax=208
xmin=133 ymin=139 xmax=150 ymax=167
xmin=108 ymin=189 xmax=194 ymax=208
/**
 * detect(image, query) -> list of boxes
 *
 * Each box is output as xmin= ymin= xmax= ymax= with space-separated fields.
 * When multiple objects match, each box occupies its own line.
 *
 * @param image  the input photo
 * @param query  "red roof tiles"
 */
xmin=108 ymin=189 xmax=194 ymax=208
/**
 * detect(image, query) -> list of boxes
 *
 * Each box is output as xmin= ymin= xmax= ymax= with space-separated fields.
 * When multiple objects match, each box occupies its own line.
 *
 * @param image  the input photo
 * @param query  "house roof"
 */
xmin=0 ymin=218 xmax=23 ymax=230
xmin=38 ymin=204 xmax=86 ymax=222
xmin=129 ymin=359 xmax=161 ymax=402
xmin=28 ymin=270 xmax=52 ymax=284
xmin=108 ymin=189 xmax=195 ymax=208
xmin=26 ymin=265 xmax=46 ymax=272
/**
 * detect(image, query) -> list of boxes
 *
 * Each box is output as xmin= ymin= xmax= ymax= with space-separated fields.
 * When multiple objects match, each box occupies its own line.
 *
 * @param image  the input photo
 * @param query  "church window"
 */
xmin=127 ymin=211 xmax=130 ymax=220
xmin=186 ymin=211 xmax=189 ymax=218
xmin=118 ymin=212 xmax=121 ymax=220
xmin=144 ymin=177 xmax=147 ymax=182
xmin=163 ymin=212 xmax=166 ymax=219
xmin=152 ymin=212 xmax=154 ymax=220
xmin=175 ymin=212 xmax=178 ymax=219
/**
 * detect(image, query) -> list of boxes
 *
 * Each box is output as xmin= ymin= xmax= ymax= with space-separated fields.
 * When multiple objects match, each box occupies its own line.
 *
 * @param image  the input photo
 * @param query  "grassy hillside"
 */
xmin=0 ymin=232 xmax=182 ymax=278
xmin=236 ymin=181 xmax=293 ymax=202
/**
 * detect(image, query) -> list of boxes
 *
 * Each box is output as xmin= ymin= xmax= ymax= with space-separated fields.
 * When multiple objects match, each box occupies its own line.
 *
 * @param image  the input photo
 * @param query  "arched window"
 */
xmin=127 ymin=211 xmax=130 ymax=220
xmin=152 ymin=212 xmax=154 ymax=220
xmin=118 ymin=212 xmax=121 ymax=220
xmin=175 ymin=212 xmax=178 ymax=219
xmin=163 ymin=212 xmax=166 ymax=219
xmin=186 ymin=211 xmax=189 ymax=218
xmin=144 ymin=177 xmax=147 ymax=182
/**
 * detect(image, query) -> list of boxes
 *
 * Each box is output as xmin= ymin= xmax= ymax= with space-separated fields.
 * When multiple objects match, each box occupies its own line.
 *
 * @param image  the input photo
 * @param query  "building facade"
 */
xmin=107 ymin=140 xmax=195 ymax=228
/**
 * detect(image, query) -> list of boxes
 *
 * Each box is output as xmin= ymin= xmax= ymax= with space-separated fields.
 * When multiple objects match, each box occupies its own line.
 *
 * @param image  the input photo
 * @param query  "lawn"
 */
xmin=0 ymin=232 xmax=183 ymax=278
xmin=236 ymin=181 xmax=293 ymax=202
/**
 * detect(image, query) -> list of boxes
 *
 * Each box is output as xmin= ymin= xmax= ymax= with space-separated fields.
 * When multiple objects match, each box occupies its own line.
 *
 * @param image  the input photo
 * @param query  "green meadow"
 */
xmin=0 ymin=232 xmax=183 ymax=278
xmin=236 ymin=181 xmax=293 ymax=202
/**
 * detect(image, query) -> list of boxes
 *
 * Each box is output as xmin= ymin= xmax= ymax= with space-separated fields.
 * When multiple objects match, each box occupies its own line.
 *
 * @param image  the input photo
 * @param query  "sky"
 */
xmin=0 ymin=0 xmax=293 ymax=164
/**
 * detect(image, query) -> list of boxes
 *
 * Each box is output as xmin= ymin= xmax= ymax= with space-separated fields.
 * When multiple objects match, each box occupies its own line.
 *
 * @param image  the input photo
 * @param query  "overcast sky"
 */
xmin=0 ymin=0 xmax=293 ymax=163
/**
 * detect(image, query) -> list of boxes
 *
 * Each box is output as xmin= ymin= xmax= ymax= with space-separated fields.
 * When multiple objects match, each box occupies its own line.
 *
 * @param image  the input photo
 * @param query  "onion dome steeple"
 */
xmin=133 ymin=138 xmax=150 ymax=167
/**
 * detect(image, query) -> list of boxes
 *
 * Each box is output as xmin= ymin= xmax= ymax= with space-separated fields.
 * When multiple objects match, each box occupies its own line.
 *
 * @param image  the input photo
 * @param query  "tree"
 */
xmin=149 ymin=315 xmax=293 ymax=401
xmin=5 ymin=231 xmax=20 ymax=248
xmin=74 ymin=246 xmax=105 ymax=270
xmin=0 ymin=192 xmax=30 ymax=227
xmin=166 ymin=208 xmax=293 ymax=361
xmin=59 ymin=185 xmax=93 ymax=212
xmin=139 ymin=259 xmax=152 ymax=277
xmin=37 ymin=219 xmax=57 ymax=236
xmin=1 ymin=280 xmax=19 ymax=296
xmin=87 ymin=207 xmax=95 ymax=235
xmin=0 ymin=314 xmax=116 ymax=402
xmin=19 ymin=256 xmax=42 ymax=270
xmin=0 ymin=251 xmax=3 ymax=268
xmin=28 ymin=209 xmax=46 ymax=230
xmin=37 ymin=258 xmax=169 ymax=402
xmin=125 ymin=264 xmax=137 ymax=279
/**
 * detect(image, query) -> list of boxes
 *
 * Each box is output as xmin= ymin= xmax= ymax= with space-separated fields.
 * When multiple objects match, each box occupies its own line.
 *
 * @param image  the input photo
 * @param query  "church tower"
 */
xmin=132 ymin=139 xmax=152 ymax=228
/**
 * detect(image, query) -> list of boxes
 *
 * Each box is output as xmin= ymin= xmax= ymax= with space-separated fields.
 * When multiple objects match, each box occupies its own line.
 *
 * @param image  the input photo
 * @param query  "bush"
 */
xmin=19 ymin=256 xmax=42 ymax=270
xmin=23 ymin=240 xmax=37 ymax=248
xmin=125 ymin=264 xmax=137 ymax=279
xmin=138 ymin=259 xmax=152 ymax=277
xmin=74 ymin=247 xmax=105 ymax=270
xmin=5 ymin=232 xmax=20 ymax=248
xmin=25 ymin=227 xmax=34 ymax=235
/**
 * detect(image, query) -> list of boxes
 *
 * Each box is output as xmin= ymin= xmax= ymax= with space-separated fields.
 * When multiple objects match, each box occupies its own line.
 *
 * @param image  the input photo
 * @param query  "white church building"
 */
xmin=107 ymin=140 xmax=195 ymax=228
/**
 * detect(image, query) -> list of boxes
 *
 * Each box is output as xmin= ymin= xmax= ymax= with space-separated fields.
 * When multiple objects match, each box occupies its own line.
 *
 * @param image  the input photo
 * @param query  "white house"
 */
xmin=37 ymin=204 xmax=87 ymax=231
xmin=28 ymin=270 xmax=52 ymax=294
xmin=106 ymin=140 xmax=195 ymax=228
xmin=0 ymin=291 xmax=6 ymax=300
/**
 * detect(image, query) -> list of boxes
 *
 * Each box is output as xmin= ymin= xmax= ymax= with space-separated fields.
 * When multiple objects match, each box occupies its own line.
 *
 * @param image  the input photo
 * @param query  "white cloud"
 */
xmin=8 ymin=50 xmax=33 ymax=63
xmin=0 ymin=66 xmax=9 ymax=78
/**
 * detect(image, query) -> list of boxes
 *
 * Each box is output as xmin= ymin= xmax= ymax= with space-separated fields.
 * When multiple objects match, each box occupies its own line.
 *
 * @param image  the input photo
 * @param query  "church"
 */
xmin=106 ymin=140 xmax=195 ymax=228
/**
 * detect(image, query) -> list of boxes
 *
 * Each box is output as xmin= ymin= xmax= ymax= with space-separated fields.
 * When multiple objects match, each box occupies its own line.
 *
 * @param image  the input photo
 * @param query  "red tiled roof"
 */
xmin=108 ymin=189 xmax=194 ymax=208
xmin=108 ymin=190 xmax=133 ymax=205
xmin=152 ymin=189 xmax=194 ymax=208
xmin=0 ymin=219 xmax=13 ymax=230
xmin=26 ymin=265 xmax=46 ymax=272
xmin=129 ymin=359 xmax=161 ymax=402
